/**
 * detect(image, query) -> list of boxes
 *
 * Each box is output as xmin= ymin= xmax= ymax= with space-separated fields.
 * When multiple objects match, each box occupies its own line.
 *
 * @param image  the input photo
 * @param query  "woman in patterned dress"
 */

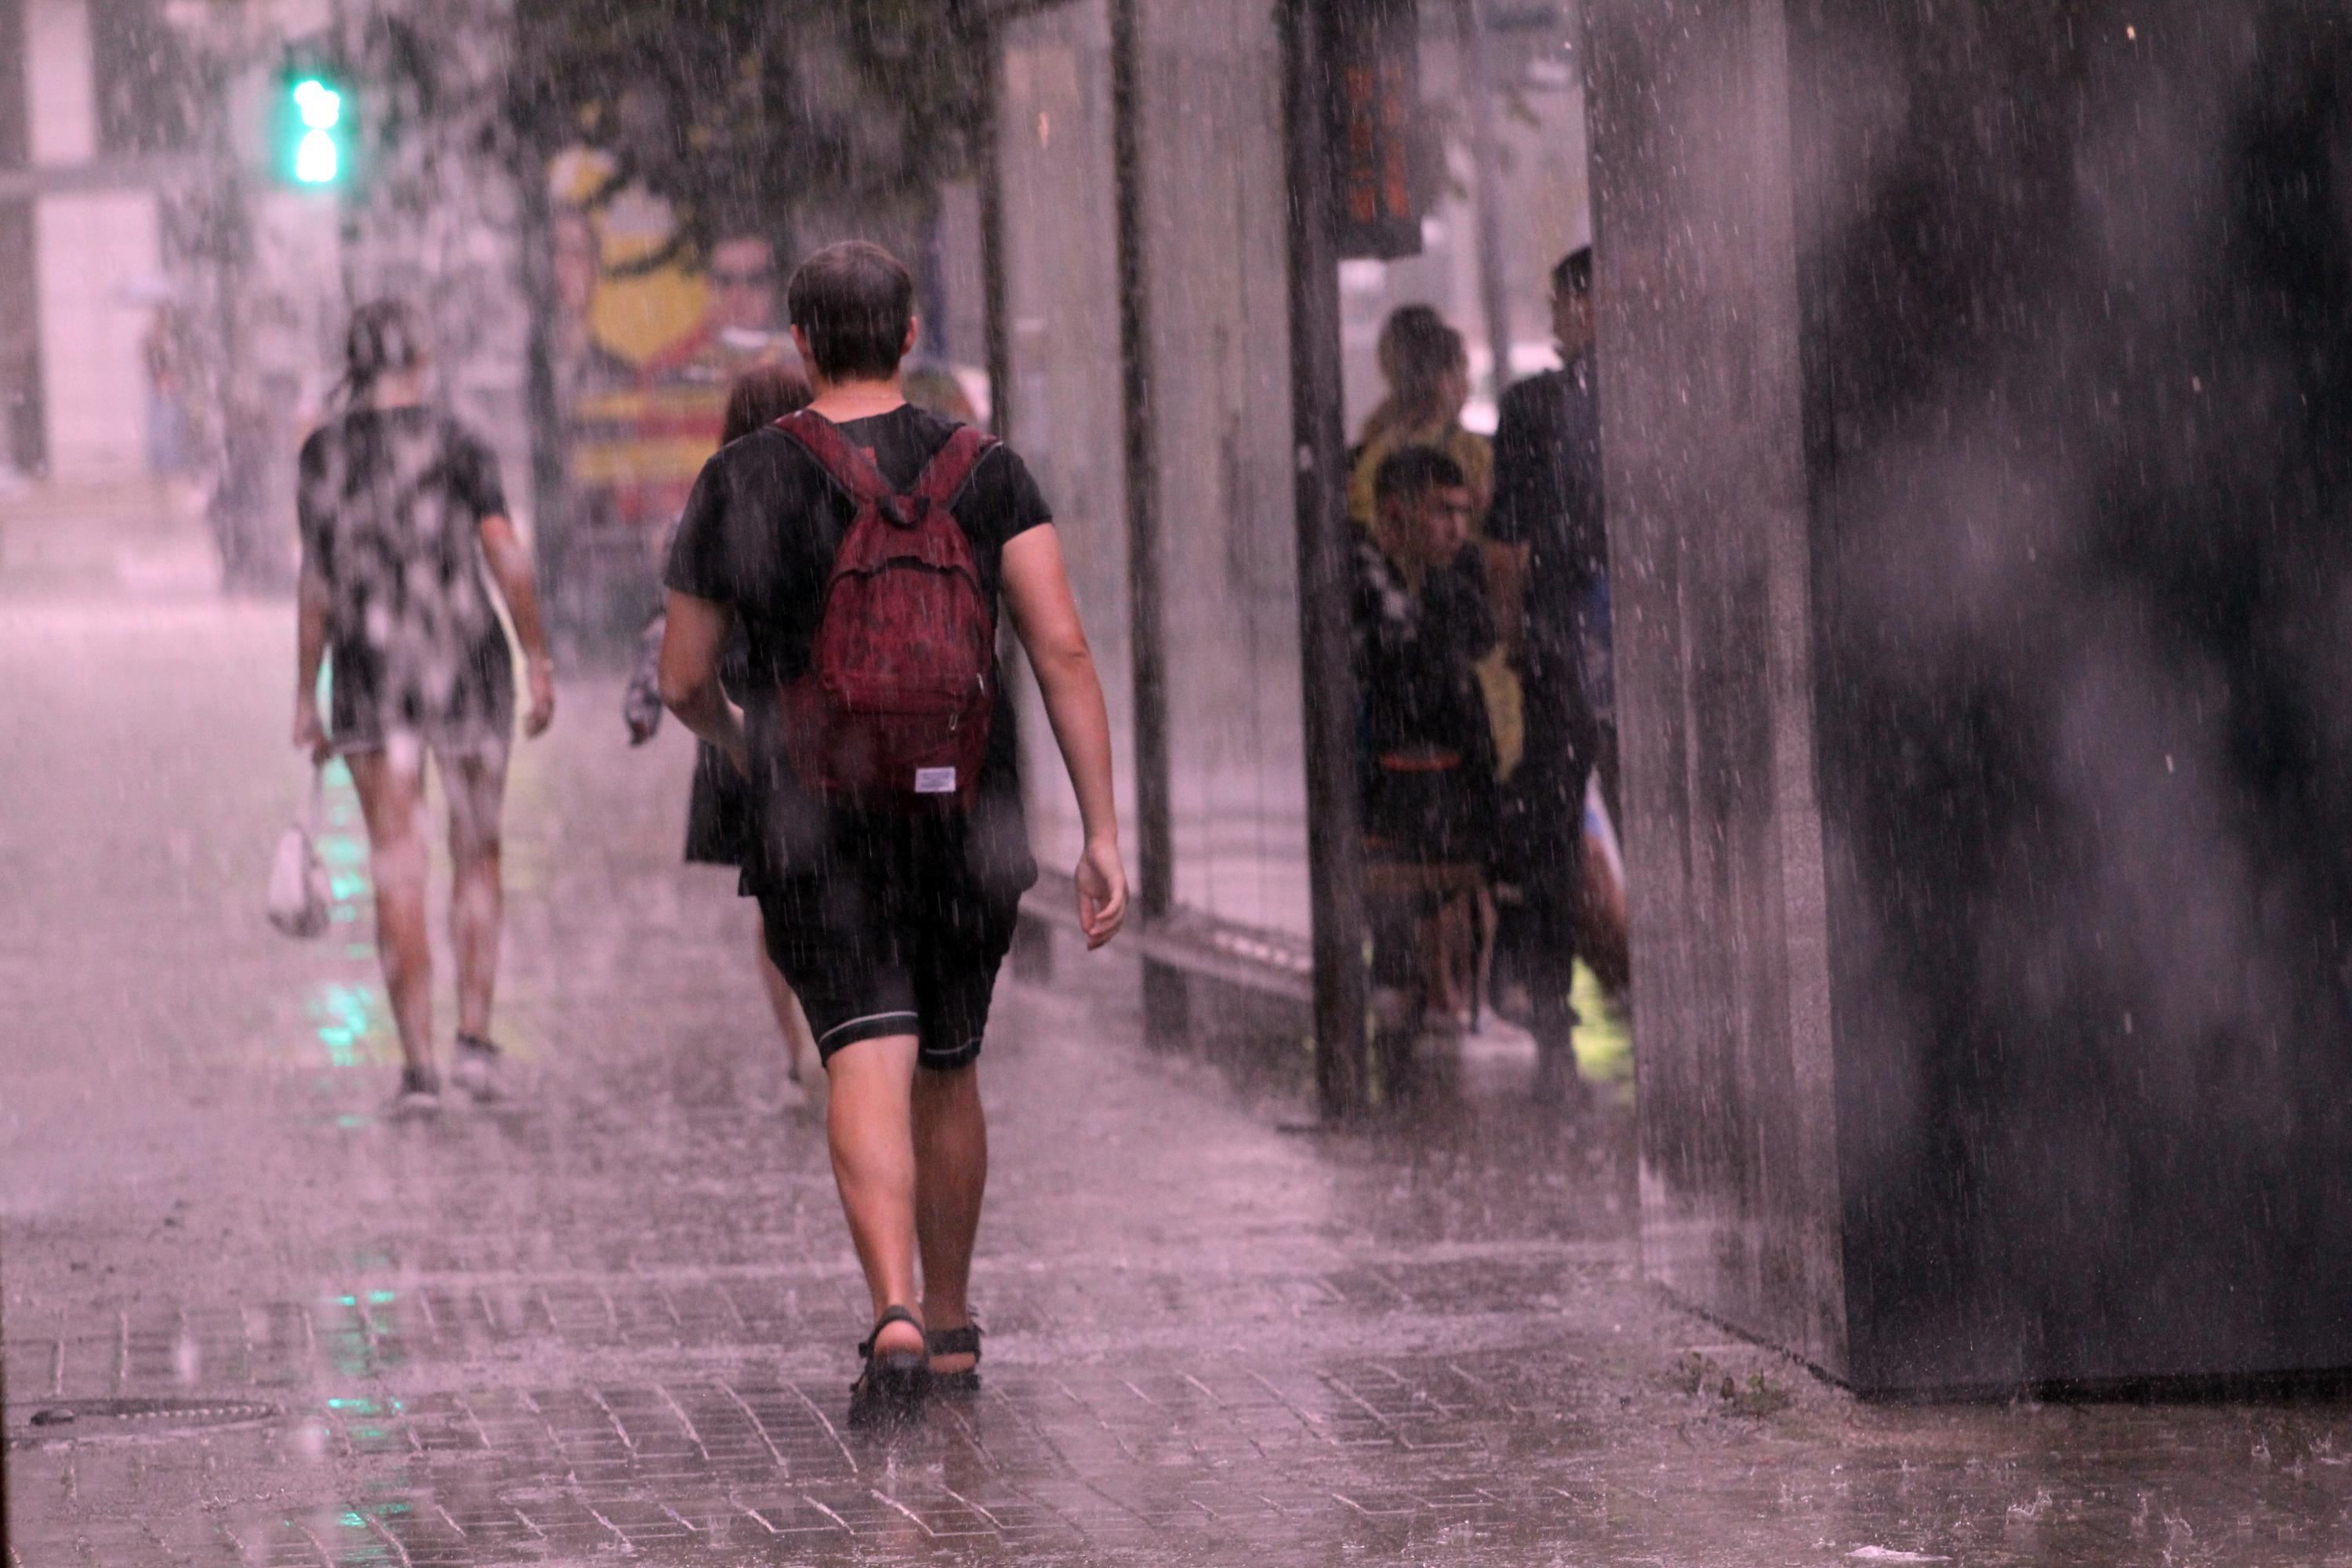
xmin=293 ymin=299 xmax=556 ymax=1116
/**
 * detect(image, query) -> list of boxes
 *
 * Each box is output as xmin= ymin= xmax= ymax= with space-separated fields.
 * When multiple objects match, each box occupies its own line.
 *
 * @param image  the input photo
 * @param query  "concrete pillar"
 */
xmin=27 ymin=0 xmax=159 ymax=481
xmin=1591 ymin=0 xmax=2352 ymax=1391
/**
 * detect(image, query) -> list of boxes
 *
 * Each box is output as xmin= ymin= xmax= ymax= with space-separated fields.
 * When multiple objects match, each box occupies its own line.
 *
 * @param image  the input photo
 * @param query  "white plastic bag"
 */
xmin=267 ymin=766 xmax=332 ymax=939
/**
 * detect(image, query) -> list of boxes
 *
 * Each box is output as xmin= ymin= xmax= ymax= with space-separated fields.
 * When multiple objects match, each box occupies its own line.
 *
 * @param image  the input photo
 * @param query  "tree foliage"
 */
xmin=505 ymin=0 xmax=988 ymax=260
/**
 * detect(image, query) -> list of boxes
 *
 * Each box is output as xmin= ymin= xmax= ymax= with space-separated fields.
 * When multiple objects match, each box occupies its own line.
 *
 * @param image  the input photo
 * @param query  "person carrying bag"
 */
xmin=267 ymin=763 xmax=332 ymax=939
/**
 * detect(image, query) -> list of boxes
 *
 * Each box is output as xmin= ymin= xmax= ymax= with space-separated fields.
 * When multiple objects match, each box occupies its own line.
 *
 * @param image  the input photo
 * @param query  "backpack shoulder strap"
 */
xmin=773 ymin=409 xmax=894 ymax=508
xmin=910 ymin=425 xmax=1000 ymax=516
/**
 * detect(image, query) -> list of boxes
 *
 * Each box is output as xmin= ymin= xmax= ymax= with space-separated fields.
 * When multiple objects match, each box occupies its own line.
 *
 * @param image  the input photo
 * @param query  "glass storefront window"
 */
xmin=998 ymin=0 xmax=1138 ymax=880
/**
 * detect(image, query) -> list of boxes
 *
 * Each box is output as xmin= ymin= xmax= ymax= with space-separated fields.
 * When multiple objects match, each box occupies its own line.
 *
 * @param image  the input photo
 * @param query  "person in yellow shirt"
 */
xmin=1348 ymin=306 xmax=1494 ymax=531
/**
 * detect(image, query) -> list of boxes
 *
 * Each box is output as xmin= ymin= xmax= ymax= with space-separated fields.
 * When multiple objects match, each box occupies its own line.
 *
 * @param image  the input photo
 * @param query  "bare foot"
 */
xmin=871 ymin=1313 xmax=926 ymax=1362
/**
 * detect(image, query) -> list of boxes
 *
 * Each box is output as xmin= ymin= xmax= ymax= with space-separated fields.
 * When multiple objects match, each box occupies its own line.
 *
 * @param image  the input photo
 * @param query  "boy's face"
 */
xmin=1383 ymin=483 xmax=1474 ymax=568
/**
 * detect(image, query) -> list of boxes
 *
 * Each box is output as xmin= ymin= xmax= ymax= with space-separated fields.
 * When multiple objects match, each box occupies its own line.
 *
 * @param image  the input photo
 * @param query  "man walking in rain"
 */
xmin=659 ymin=241 xmax=1127 ymax=1417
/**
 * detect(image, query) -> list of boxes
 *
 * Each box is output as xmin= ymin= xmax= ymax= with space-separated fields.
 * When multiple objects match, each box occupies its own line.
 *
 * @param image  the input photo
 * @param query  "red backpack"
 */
xmin=771 ymin=408 xmax=1000 ymax=813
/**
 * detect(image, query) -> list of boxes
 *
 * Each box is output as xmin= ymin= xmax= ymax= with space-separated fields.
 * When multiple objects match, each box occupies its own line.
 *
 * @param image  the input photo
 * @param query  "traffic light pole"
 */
xmin=319 ymin=0 xmax=356 ymax=315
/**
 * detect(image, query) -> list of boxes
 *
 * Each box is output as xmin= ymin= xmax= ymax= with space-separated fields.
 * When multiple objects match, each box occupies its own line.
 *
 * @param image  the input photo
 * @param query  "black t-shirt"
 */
xmin=664 ymin=404 xmax=1051 ymax=892
xmin=1352 ymin=536 xmax=1500 ymax=776
xmin=1489 ymin=350 xmax=1606 ymax=685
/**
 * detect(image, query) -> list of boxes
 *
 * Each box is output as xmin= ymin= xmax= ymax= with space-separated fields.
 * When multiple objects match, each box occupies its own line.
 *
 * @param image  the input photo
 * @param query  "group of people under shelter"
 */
xmin=1348 ymin=247 xmax=1621 ymax=1105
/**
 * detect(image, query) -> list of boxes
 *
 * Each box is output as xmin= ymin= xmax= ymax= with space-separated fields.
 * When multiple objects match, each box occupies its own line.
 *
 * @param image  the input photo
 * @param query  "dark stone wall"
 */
xmin=1592 ymin=0 xmax=2352 ymax=1389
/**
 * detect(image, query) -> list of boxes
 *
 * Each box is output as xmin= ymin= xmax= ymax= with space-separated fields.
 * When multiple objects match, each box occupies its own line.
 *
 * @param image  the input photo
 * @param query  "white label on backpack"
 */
xmin=915 ymin=767 xmax=958 ymax=794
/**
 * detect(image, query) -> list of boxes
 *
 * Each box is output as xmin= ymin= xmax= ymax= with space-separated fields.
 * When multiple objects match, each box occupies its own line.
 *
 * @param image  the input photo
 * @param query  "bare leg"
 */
xmin=754 ymin=913 xmax=819 ymax=1083
xmin=1527 ymin=884 xmax=1588 ymax=1108
xmin=346 ymin=747 xmax=434 ymax=1077
xmin=1451 ymin=891 xmax=1481 ymax=1021
xmin=1474 ymin=884 xmax=1499 ymax=1025
xmin=1440 ymin=893 xmax=1474 ymax=1020
xmin=913 ymin=1063 xmax=987 ymax=1373
xmin=1418 ymin=902 xmax=1454 ymax=1025
xmin=825 ymin=1033 xmax=927 ymax=1360
xmin=443 ymin=750 xmax=510 ymax=1040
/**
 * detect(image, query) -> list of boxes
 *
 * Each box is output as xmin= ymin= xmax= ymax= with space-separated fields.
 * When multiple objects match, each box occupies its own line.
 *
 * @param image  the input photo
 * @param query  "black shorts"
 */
xmin=1364 ymin=758 xmax=1496 ymax=867
xmin=684 ymin=742 xmax=757 ymax=867
xmin=754 ymin=847 xmax=1022 ymax=1072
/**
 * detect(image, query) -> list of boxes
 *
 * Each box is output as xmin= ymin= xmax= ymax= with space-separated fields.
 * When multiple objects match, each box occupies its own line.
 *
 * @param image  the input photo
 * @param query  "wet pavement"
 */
xmin=9 ymin=487 xmax=2352 ymax=1566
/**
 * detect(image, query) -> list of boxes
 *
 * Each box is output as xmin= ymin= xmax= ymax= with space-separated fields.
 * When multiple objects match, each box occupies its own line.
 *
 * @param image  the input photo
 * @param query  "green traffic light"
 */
xmin=295 ymin=130 xmax=339 ymax=183
xmin=293 ymin=78 xmax=342 ymax=129
xmin=289 ymin=76 xmax=344 ymax=184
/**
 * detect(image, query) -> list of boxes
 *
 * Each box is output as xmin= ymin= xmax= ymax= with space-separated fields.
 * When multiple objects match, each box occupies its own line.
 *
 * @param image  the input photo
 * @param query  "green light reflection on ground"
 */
xmin=1570 ymin=960 xmax=1634 ymax=1086
xmin=306 ymin=982 xmax=382 ymax=1069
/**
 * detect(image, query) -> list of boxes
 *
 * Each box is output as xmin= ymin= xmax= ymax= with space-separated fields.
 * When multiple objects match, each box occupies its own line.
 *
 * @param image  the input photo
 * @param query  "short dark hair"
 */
xmin=1377 ymin=304 xmax=1468 ymax=401
xmin=1552 ymin=246 xmax=1594 ymax=299
xmin=786 ymin=241 xmax=914 ymax=381
xmin=720 ymin=362 xmax=814 ymax=445
xmin=1374 ymin=445 xmax=1468 ymax=506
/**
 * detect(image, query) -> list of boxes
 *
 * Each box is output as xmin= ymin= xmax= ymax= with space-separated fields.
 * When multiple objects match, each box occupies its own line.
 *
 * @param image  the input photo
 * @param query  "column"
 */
xmin=1591 ymin=0 xmax=2352 ymax=1391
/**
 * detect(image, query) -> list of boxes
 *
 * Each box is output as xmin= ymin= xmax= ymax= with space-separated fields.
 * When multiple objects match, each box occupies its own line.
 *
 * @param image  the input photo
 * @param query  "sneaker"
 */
xmin=449 ymin=1034 xmax=503 ymax=1102
xmin=387 ymin=1066 xmax=442 ymax=1119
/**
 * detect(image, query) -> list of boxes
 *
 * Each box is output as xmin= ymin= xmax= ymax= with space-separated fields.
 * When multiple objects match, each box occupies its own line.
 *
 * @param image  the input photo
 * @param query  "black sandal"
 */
xmin=927 ymin=1323 xmax=984 ymax=1393
xmin=848 ymin=1305 xmax=931 ymax=1421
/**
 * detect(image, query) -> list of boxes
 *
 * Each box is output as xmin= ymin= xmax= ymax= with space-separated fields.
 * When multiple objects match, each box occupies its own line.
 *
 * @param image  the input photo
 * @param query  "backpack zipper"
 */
xmin=949 ymin=673 xmax=985 ymax=734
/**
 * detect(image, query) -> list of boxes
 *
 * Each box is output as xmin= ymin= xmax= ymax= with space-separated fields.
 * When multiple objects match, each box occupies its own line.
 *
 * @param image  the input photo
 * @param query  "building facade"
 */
xmin=2 ymin=0 xmax=176 ymax=481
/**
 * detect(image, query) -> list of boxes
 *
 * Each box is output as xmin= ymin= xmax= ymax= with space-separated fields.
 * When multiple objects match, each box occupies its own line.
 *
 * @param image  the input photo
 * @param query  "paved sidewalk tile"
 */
xmin=9 ymin=510 xmax=2352 ymax=1565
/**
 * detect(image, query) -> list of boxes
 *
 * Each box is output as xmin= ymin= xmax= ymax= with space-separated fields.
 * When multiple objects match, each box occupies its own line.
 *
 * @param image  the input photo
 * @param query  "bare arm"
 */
xmin=623 ymin=611 xmax=667 ymax=744
xmin=1483 ymin=539 xmax=1530 ymax=665
xmin=1000 ymin=525 xmax=1127 ymax=947
xmin=480 ymin=514 xmax=555 ymax=737
xmin=293 ymin=566 xmax=332 ymax=761
xmin=658 ymin=590 xmax=749 ymax=776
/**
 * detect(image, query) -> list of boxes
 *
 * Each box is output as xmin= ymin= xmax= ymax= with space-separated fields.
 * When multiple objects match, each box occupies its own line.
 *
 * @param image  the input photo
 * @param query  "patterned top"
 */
xmin=296 ymin=408 xmax=514 ymax=748
xmin=1352 ymin=535 xmax=1499 ymax=774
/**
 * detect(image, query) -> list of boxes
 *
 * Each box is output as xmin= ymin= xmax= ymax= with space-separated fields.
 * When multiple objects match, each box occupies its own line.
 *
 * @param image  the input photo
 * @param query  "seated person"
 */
xmin=1354 ymin=447 xmax=1501 ymax=1027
